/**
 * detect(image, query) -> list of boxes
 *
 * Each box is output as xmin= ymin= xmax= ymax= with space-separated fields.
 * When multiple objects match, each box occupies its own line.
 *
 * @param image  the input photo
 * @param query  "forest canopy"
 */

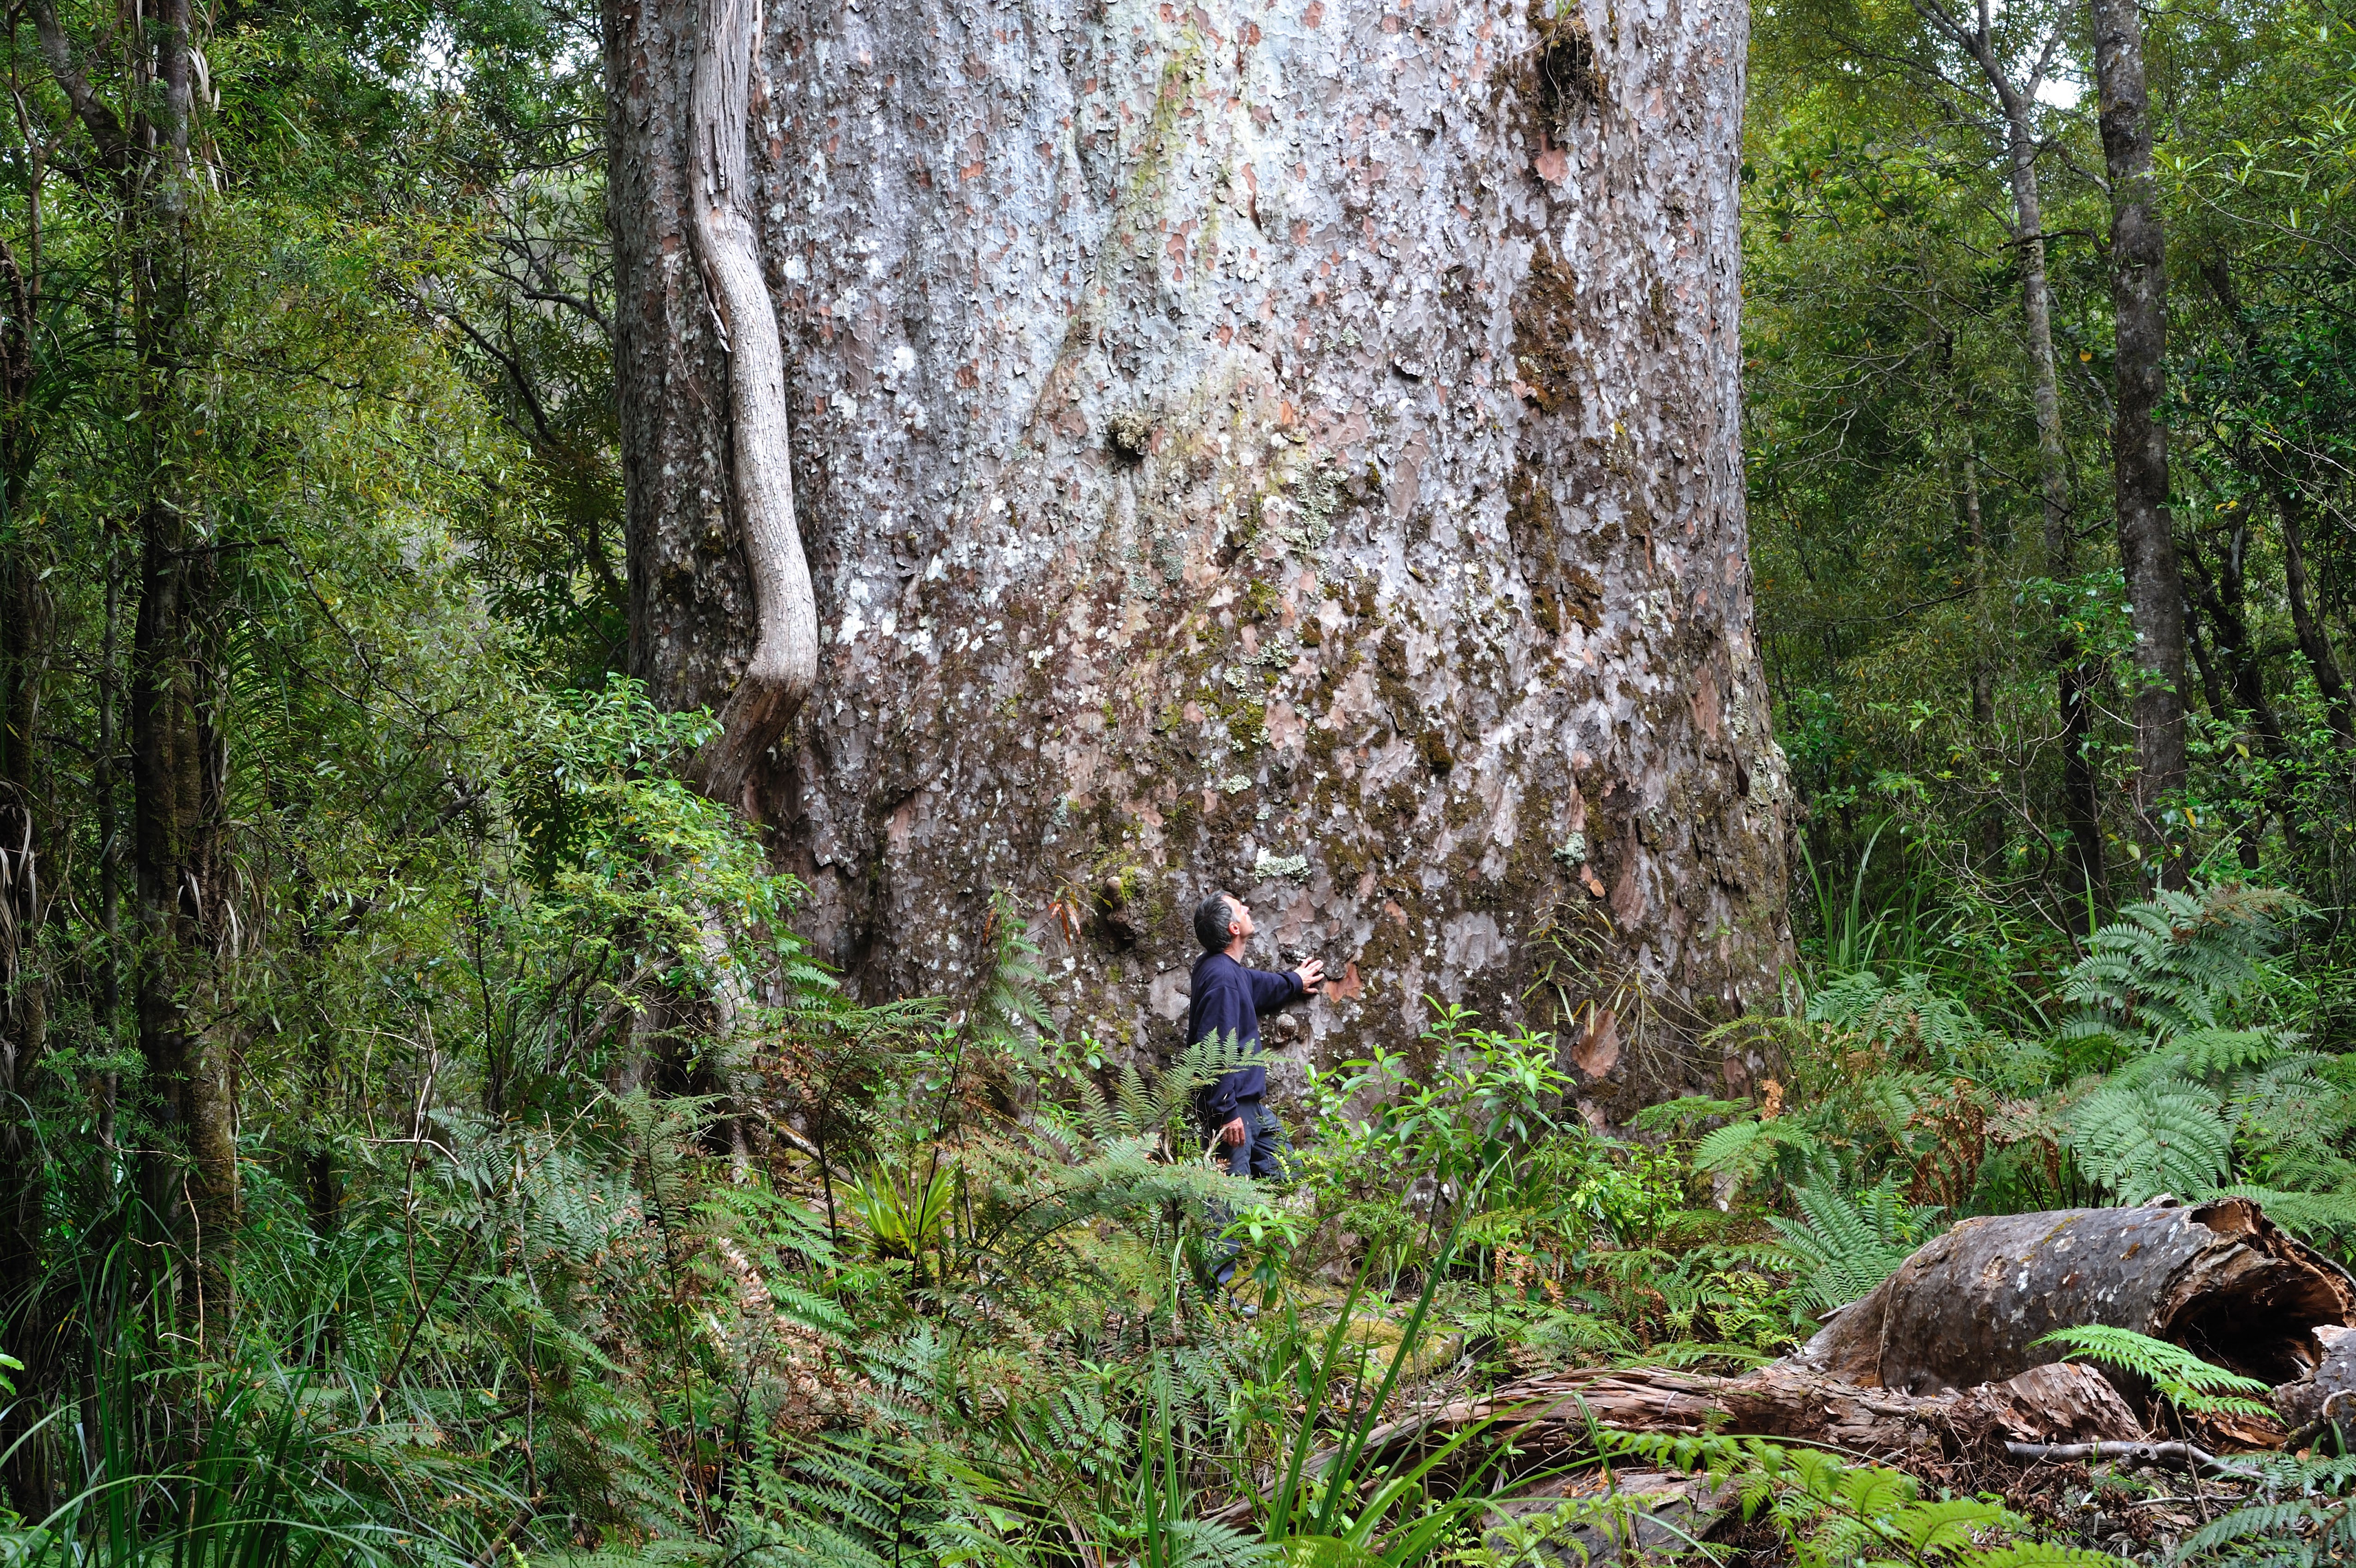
xmin=4 ymin=0 xmax=2356 ymax=1566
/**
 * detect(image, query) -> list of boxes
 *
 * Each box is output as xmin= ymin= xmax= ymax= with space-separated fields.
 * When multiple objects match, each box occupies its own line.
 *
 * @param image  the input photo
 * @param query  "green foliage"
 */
xmin=1612 ymin=1431 xmax=2129 ymax=1568
xmin=2059 ymin=886 xmax=2307 ymax=1045
xmin=2060 ymin=1078 xmax=2235 ymax=1205
xmin=2032 ymin=1326 xmax=2277 ymax=1422
xmin=1771 ymin=1181 xmax=1946 ymax=1311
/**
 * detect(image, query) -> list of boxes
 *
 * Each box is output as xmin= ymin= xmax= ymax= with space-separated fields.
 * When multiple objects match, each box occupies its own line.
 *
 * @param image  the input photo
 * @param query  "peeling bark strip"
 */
xmin=609 ymin=0 xmax=1791 ymax=1083
xmin=685 ymin=0 xmax=819 ymax=803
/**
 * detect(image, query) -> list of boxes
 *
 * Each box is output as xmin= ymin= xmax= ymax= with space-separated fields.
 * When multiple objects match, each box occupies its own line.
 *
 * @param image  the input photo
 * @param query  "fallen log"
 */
xmin=1346 ymin=1357 xmax=2143 ymax=1476
xmin=2271 ymin=1322 xmax=2356 ymax=1441
xmin=1237 ymin=1199 xmax=2353 ymax=1521
xmin=1343 ymin=1200 xmax=2351 ymax=1475
xmin=1789 ymin=1197 xmax=2356 ymax=1395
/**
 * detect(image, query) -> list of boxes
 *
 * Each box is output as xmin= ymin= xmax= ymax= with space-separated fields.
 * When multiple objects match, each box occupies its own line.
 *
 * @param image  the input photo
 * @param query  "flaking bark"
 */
xmin=610 ymin=0 xmax=1793 ymax=1089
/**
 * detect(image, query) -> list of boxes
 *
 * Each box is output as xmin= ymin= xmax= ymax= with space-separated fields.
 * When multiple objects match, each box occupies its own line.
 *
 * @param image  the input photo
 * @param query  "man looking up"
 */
xmin=1189 ymin=891 xmax=1324 ymax=1204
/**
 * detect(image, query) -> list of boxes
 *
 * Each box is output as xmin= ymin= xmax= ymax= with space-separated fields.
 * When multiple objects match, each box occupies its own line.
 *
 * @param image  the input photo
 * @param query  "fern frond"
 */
xmin=1769 ymin=1181 xmax=1942 ymax=1310
xmin=2059 ymin=883 xmax=2304 ymax=1042
xmin=2034 ymin=1324 xmax=2275 ymax=1418
xmin=2063 ymin=1080 xmax=2231 ymax=1203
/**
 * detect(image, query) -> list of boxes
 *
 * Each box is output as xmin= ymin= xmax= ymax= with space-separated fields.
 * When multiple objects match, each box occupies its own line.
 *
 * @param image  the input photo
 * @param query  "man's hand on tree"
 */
xmin=1296 ymin=958 xmax=1327 ymax=994
xmin=1221 ymin=1117 xmax=1247 ymax=1146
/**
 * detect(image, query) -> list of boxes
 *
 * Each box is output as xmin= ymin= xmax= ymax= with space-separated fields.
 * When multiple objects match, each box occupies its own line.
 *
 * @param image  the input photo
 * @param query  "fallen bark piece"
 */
xmin=1964 ymin=1361 xmax=2144 ymax=1446
xmin=1789 ymin=1197 xmax=2356 ymax=1395
xmin=2003 ymin=1439 xmax=2265 ymax=1482
xmin=1478 ymin=1467 xmax=1728 ymax=1567
xmin=2271 ymin=1322 xmax=2356 ymax=1436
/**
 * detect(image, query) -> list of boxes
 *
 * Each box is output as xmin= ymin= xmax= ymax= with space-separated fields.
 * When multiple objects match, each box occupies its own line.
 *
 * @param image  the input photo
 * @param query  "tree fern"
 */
xmin=2059 ymin=883 xmax=2304 ymax=1042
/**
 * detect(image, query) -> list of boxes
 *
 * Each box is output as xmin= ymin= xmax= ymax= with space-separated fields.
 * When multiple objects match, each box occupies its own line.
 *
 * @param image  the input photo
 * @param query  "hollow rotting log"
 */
xmin=1787 ymin=1197 xmax=2356 ymax=1397
xmin=1335 ymin=1199 xmax=2356 ymax=1486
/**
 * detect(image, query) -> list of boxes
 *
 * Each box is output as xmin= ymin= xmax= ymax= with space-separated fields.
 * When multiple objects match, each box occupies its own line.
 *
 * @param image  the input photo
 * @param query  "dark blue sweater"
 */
xmin=1188 ymin=951 xmax=1304 ymax=1124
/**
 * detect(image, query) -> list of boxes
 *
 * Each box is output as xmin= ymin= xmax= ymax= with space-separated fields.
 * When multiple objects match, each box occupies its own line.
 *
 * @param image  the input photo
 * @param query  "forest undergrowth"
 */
xmin=8 ymin=687 xmax=2356 ymax=1568
xmin=6 ymin=2 xmax=2356 ymax=1567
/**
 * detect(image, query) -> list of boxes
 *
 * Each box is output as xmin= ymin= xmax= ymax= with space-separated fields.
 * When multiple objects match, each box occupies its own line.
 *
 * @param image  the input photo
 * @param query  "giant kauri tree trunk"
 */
xmin=607 ymin=0 xmax=1792 ymax=1099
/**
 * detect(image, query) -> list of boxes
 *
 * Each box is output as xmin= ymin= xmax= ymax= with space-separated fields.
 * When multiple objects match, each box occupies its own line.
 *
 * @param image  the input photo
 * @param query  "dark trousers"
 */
xmin=1202 ymin=1099 xmax=1290 ymax=1288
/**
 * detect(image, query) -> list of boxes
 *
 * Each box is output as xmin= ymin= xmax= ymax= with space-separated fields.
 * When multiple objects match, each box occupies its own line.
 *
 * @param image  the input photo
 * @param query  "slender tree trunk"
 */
xmin=2183 ymin=526 xmax=2295 ymax=862
xmin=1952 ymin=13 xmax=2105 ymax=909
xmin=0 ymin=187 xmax=45 ymax=1313
xmin=609 ymin=0 xmax=1793 ymax=1100
xmin=1957 ymin=451 xmax=2002 ymax=865
xmin=2269 ymin=478 xmax=2355 ymax=747
xmin=97 ymin=529 xmax=121 ymax=1147
xmin=0 ymin=540 xmax=48 ymax=1319
xmin=2198 ymin=254 xmax=2356 ymax=751
xmin=2092 ymin=0 xmax=2186 ymax=885
xmin=116 ymin=0 xmax=235 ymax=1332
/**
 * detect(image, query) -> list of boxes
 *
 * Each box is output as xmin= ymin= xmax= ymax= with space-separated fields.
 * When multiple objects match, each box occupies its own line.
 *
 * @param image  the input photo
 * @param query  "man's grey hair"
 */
xmin=1194 ymin=892 xmax=1239 ymax=953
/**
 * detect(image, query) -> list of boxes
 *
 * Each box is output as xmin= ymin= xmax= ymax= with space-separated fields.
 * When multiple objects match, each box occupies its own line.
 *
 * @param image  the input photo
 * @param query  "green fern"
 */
xmin=2033 ymin=1324 xmax=2276 ymax=1419
xmin=2174 ymin=1452 xmax=2356 ymax=1566
xmin=2059 ymin=883 xmax=2304 ymax=1042
xmin=1769 ymin=1181 xmax=1944 ymax=1311
xmin=1072 ymin=1030 xmax=1261 ymax=1151
xmin=1693 ymin=1116 xmax=1823 ymax=1193
xmin=1808 ymin=967 xmax=1997 ymax=1070
xmin=2062 ymin=1079 xmax=2233 ymax=1203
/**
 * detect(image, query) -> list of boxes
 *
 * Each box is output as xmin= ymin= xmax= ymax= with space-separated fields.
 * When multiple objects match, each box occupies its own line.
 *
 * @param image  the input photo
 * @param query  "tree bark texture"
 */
xmin=608 ymin=0 xmax=1793 ymax=1094
xmin=2091 ymin=0 xmax=2186 ymax=876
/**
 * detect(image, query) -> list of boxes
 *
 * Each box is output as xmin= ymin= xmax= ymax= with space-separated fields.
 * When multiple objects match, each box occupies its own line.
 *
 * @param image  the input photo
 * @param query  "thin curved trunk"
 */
xmin=682 ymin=0 xmax=816 ymax=807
